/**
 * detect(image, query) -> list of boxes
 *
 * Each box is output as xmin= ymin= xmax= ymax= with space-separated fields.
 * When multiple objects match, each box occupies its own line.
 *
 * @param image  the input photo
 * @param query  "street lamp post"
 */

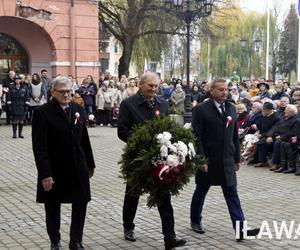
xmin=240 ymin=37 xmax=262 ymax=80
xmin=164 ymin=0 xmax=214 ymax=123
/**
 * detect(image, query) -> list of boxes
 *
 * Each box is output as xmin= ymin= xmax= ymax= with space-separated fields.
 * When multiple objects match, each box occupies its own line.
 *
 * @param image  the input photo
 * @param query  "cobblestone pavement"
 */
xmin=1 ymin=125 xmax=300 ymax=250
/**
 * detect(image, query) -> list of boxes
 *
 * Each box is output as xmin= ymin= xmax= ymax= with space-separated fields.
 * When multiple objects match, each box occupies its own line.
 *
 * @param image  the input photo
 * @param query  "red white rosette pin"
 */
xmin=74 ymin=112 xmax=80 ymax=125
xmin=226 ymin=116 xmax=232 ymax=128
xmin=154 ymin=109 xmax=160 ymax=117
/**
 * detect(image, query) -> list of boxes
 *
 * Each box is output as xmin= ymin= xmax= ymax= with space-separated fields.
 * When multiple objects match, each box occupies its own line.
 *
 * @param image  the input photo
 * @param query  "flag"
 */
xmin=298 ymin=0 xmax=300 ymax=16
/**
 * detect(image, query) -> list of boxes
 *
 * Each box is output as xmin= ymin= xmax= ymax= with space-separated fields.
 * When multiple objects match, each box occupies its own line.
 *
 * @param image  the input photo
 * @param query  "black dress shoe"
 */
xmin=191 ymin=222 xmax=205 ymax=234
xmin=236 ymin=228 xmax=260 ymax=242
xmin=165 ymin=238 xmax=186 ymax=250
xmin=274 ymin=167 xmax=286 ymax=173
xmin=69 ymin=241 xmax=85 ymax=250
xmin=248 ymin=159 xmax=258 ymax=165
xmin=51 ymin=242 xmax=62 ymax=250
xmin=283 ymin=168 xmax=296 ymax=173
xmin=124 ymin=229 xmax=136 ymax=242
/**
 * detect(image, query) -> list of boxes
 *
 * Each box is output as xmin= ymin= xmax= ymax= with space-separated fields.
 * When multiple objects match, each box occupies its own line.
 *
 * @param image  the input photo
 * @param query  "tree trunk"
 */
xmin=118 ymin=38 xmax=134 ymax=79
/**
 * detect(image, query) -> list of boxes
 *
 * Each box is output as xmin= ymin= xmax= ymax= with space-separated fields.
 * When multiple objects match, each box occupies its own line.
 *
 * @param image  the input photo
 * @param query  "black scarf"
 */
xmin=139 ymin=91 xmax=156 ymax=109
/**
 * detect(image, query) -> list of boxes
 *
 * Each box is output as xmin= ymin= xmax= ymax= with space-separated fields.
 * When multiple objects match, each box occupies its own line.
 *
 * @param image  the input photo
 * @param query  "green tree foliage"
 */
xmin=198 ymin=4 xmax=280 ymax=80
xmin=278 ymin=4 xmax=299 ymax=82
xmin=99 ymin=0 xmax=181 ymax=79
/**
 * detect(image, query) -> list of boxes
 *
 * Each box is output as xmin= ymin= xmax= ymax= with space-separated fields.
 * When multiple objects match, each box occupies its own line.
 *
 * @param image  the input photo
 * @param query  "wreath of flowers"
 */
xmin=119 ymin=116 xmax=205 ymax=208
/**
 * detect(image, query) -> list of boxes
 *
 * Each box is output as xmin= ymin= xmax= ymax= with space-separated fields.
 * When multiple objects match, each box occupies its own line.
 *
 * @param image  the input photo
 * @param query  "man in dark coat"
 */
xmin=118 ymin=72 xmax=186 ymax=250
xmin=32 ymin=76 xmax=96 ymax=250
xmin=190 ymin=79 xmax=259 ymax=241
xmin=2 ymin=70 xmax=16 ymax=124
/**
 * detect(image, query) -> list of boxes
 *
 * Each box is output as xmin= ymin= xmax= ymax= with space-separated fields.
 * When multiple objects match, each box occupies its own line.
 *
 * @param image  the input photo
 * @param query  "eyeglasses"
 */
xmin=54 ymin=89 xmax=71 ymax=95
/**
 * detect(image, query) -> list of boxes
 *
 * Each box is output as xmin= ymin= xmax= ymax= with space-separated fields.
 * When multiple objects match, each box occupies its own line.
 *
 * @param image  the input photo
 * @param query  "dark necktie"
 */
xmin=219 ymin=103 xmax=225 ymax=115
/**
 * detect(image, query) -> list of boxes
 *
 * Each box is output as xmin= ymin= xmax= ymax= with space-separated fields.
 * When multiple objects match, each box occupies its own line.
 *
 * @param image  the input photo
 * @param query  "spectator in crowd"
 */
xmin=239 ymin=82 xmax=248 ymax=100
xmin=283 ymin=81 xmax=291 ymax=94
xmin=241 ymin=101 xmax=263 ymax=134
xmin=170 ymin=84 xmax=186 ymax=113
xmin=272 ymin=82 xmax=287 ymax=101
xmin=6 ymin=75 xmax=30 ymax=138
xmin=236 ymin=103 xmax=249 ymax=128
xmin=68 ymin=75 xmax=79 ymax=96
xmin=29 ymin=73 xmax=47 ymax=122
xmin=96 ymin=81 xmax=113 ymax=126
xmin=72 ymin=90 xmax=85 ymax=108
xmin=162 ymin=82 xmax=175 ymax=103
xmin=230 ymin=85 xmax=240 ymax=103
xmin=124 ymin=78 xmax=139 ymax=98
xmin=2 ymin=70 xmax=16 ymax=124
xmin=267 ymin=104 xmax=299 ymax=172
xmin=254 ymin=102 xmax=280 ymax=168
xmin=255 ymin=82 xmax=270 ymax=100
xmin=276 ymin=96 xmax=290 ymax=119
xmin=290 ymin=88 xmax=300 ymax=104
xmin=247 ymin=82 xmax=259 ymax=98
xmin=79 ymin=78 xmax=96 ymax=116
xmin=191 ymin=84 xmax=202 ymax=107
xmin=41 ymin=69 xmax=52 ymax=101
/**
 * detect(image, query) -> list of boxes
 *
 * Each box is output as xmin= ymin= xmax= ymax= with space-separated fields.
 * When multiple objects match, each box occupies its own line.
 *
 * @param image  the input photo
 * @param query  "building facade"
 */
xmin=0 ymin=0 xmax=99 ymax=82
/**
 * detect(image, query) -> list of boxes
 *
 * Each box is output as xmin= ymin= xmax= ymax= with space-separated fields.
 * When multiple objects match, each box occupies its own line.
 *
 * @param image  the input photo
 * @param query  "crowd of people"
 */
xmin=1 ymin=70 xmax=300 ymax=177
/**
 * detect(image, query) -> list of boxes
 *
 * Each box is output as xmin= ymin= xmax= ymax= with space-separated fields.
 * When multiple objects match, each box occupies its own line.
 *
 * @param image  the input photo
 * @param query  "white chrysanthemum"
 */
xmin=166 ymin=154 xmax=179 ymax=167
xmin=162 ymin=131 xmax=172 ymax=141
xmin=188 ymin=143 xmax=196 ymax=159
xmin=168 ymin=144 xmax=177 ymax=153
xmin=183 ymin=123 xmax=191 ymax=129
xmin=160 ymin=145 xmax=168 ymax=158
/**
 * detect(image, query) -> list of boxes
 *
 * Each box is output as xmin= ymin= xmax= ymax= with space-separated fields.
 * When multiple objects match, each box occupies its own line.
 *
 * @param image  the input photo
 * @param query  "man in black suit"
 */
xmin=190 ymin=79 xmax=259 ymax=241
xmin=118 ymin=72 xmax=186 ymax=250
xmin=32 ymin=76 xmax=96 ymax=250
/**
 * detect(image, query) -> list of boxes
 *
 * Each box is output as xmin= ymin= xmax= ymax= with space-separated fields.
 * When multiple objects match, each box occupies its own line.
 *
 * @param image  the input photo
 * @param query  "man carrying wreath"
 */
xmin=118 ymin=72 xmax=186 ymax=249
xmin=190 ymin=79 xmax=260 ymax=241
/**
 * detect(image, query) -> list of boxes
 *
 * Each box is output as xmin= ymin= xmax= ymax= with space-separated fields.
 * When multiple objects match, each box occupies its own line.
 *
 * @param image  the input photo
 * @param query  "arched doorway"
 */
xmin=0 ymin=32 xmax=29 ymax=81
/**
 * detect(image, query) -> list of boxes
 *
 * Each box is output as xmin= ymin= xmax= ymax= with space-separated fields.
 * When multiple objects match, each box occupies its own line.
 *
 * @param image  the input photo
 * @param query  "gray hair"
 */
xmin=286 ymin=104 xmax=298 ymax=115
xmin=139 ymin=72 xmax=160 ymax=85
xmin=252 ymin=101 xmax=263 ymax=111
xmin=51 ymin=76 xmax=72 ymax=90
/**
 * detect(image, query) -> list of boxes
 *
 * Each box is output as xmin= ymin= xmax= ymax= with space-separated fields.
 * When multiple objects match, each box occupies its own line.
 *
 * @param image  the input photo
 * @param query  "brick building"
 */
xmin=0 ymin=0 xmax=99 ymax=82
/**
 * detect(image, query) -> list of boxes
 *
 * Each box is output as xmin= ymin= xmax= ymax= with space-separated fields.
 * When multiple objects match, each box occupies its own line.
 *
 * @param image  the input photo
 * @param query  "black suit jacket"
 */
xmin=192 ymin=99 xmax=240 ymax=186
xmin=118 ymin=92 xmax=168 ymax=142
xmin=32 ymin=99 xmax=95 ymax=203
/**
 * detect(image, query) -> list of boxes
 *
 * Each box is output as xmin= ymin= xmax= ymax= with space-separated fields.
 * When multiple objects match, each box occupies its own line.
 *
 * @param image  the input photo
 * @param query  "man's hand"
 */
xmin=89 ymin=168 xmax=94 ymax=178
xmin=199 ymin=164 xmax=208 ymax=173
xmin=266 ymin=137 xmax=273 ymax=144
xmin=41 ymin=177 xmax=54 ymax=191
xmin=235 ymin=163 xmax=240 ymax=172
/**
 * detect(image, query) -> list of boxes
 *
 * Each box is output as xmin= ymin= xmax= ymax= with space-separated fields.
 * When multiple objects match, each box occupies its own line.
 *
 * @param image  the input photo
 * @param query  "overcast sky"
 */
xmin=238 ymin=0 xmax=298 ymax=25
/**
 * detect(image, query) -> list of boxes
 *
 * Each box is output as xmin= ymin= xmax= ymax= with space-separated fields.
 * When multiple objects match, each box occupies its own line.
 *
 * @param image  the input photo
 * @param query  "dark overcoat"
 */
xmin=32 ymin=99 xmax=96 ymax=203
xmin=6 ymin=84 xmax=30 ymax=119
xmin=118 ymin=92 xmax=168 ymax=142
xmin=192 ymin=99 xmax=240 ymax=186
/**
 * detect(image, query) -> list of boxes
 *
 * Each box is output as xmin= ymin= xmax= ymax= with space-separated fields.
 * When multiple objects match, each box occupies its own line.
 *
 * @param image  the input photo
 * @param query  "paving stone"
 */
xmin=1 ymin=125 xmax=300 ymax=249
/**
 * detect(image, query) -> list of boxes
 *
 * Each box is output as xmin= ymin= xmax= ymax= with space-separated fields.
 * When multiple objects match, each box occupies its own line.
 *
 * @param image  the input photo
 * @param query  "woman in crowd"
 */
xmin=96 ymin=81 xmax=113 ymax=126
xmin=29 ymin=73 xmax=47 ymax=122
xmin=7 ymin=75 xmax=30 ymax=138
xmin=124 ymin=78 xmax=139 ymax=98
xmin=236 ymin=103 xmax=249 ymax=128
xmin=170 ymin=83 xmax=186 ymax=113
xmin=79 ymin=78 xmax=96 ymax=115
